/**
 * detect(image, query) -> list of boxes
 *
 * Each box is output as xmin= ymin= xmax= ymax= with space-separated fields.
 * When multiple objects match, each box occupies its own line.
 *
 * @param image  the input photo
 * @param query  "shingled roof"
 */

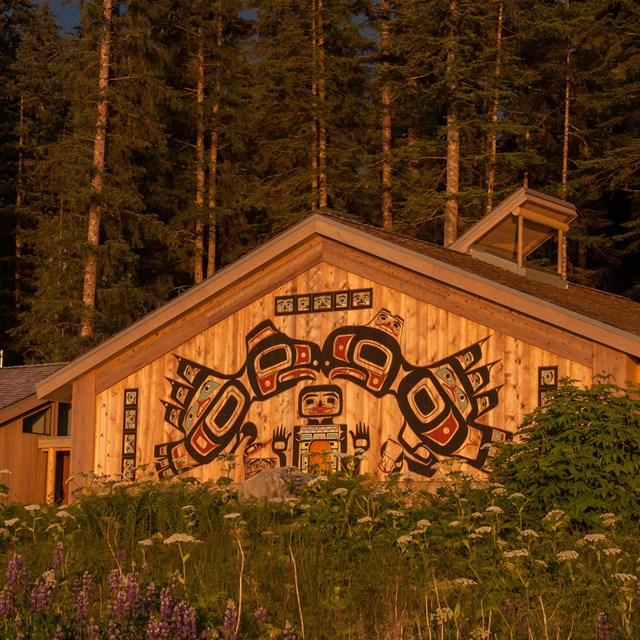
xmin=330 ymin=214 xmax=640 ymax=338
xmin=0 ymin=363 xmax=66 ymax=412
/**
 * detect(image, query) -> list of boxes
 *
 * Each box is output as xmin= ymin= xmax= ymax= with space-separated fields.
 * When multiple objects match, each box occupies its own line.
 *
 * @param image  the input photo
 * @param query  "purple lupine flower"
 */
xmin=73 ymin=571 xmax=93 ymax=623
xmin=0 ymin=588 xmax=14 ymax=617
xmin=171 ymin=600 xmax=197 ymax=640
xmin=146 ymin=617 xmax=171 ymax=640
xmin=86 ymin=617 xmax=101 ymax=640
xmin=29 ymin=577 xmax=53 ymax=613
xmin=144 ymin=582 xmax=159 ymax=613
xmin=53 ymin=624 xmax=64 ymax=640
xmin=221 ymin=599 xmax=238 ymax=640
xmin=52 ymin=542 xmax=66 ymax=575
xmin=159 ymin=587 xmax=174 ymax=618
xmin=6 ymin=553 xmax=30 ymax=592
xmin=254 ymin=607 xmax=267 ymax=623
xmin=127 ymin=570 xmax=142 ymax=612
xmin=282 ymin=621 xmax=298 ymax=640
xmin=597 ymin=612 xmax=612 ymax=640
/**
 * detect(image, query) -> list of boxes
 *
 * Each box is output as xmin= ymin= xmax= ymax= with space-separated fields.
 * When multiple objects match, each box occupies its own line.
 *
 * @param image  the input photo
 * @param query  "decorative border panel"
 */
xmin=538 ymin=366 xmax=558 ymax=406
xmin=122 ymin=388 xmax=138 ymax=480
xmin=275 ymin=288 xmax=373 ymax=316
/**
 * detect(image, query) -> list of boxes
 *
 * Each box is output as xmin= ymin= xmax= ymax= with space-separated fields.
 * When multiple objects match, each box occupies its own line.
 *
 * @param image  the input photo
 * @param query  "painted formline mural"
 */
xmin=153 ymin=309 xmax=511 ymax=480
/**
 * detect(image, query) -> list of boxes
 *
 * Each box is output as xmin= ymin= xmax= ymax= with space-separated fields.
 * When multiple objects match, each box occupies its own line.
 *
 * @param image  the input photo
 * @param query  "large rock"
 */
xmin=235 ymin=467 xmax=315 ymax=500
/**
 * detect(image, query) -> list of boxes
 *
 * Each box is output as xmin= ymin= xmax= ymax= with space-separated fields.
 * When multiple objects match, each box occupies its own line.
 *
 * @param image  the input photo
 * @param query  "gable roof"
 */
xmin=36 ymin=212 xmax=640 ymax=402
xmin=0 ymin=363 xmax=66 ymax=426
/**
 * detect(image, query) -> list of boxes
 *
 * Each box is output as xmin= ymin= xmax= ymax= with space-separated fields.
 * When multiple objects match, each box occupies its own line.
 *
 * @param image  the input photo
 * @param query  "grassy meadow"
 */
xmin=0 ymin=462 xmax=639 ymax=639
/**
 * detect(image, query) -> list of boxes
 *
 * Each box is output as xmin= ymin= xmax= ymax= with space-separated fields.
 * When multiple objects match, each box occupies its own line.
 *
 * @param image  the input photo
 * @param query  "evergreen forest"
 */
xmin=0 ymin=0 xmax=638 ymax=364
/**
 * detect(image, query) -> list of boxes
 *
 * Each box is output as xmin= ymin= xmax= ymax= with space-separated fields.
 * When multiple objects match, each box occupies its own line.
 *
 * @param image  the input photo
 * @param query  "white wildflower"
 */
xmin=604 ymin=548 xmax=621 ymax=556
xmin=387 ymin=510 xmax=404 ymax=518
xmin=556 ymin=550 xmax=579 ymax=562
xmin=601 ymin=513 xmax=620 ymax=527
xmin=503 ymin=548 xmax=529 ymax=559
xmin=449 ymin=520 xmax=462 ymax=527
xmin=0 ymin=469 xmax=11 ymax=475
xmin=410 ymin=528 xmax=427 ymax=536
xmin=24 ymin=504 xmax=41 ymax=512
xmin=223 ymin=512 xmax=241 ymax=519
xmin=485 ymin=505 xmax=503 ymax=514
xmin=430 ymin=607 xmax=454 ymax=623
xmin=470 ymin=512 xmax=483 ymax=519
xmin=583 ymin=533 xmax=607 ymax=543
xmin=452 ymin=578 xmax=477 ymax=586
xmin=56 ymin=510 xmax=71 ymax=519
xmin=4 ymin=518 xmax=19 ymax=527
xmin=543 ymin=509 xmax=566 ymax=521
xmin=357 ymin=516 xmax=373 ymax=524
xmin=396 ymin=535 xmax=413 ymax=545
xmin=492 ymin=487 xmax=507 ymax=496
xmin=612 ymin=573 xmax=638 ymax=582
xmin=417 ymin=519 xmax=432 ymax=528
xmin=163 ymin=533 xmax=200 ymax=545
xmin=299 ymin=503 xmax=312 ymax=511
xmin=332 ymin=487 xmax=348 ymax=497
xmin=521 ymin=529 xmax=539 ymax=538
xmin=138 ymin=539 xmax=153 ymax=546
xmin=474 ymin=526 xmax=492 ymax=535
xmin=508 ymin=492 xmax=525 ymax=500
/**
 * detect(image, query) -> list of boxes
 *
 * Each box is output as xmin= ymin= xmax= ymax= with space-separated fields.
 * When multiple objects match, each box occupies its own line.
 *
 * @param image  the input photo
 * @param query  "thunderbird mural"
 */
xmin=154 ymin=308 xmax=509 ymax=479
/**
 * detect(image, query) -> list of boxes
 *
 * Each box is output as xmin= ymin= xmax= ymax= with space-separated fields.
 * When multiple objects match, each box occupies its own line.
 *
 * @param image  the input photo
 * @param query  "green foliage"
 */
xmin=4 ymin=472 xmax=640 ymax=638
xmin=491 ymin=377 xmax=640 ymax=523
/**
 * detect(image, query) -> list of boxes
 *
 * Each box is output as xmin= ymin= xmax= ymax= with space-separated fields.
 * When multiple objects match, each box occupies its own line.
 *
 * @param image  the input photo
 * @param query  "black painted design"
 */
xmin=155 ymin=308 xmax=506 ymax=479
xmin=122 ymin=388 xmax=138 ymax=480
xmin=275 ymin=288 xmax=373 ymax=316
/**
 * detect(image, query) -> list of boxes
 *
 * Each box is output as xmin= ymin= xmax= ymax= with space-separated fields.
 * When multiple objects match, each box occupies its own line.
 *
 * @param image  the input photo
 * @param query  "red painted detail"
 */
xmin=333 ymin=334 xmax=354 ymax=361
xmin=424 ymin=410 xmax=460 ymax=446
xmin=192 ymin=424 xmax=216 ymax=455
xmin=330 ymin=367 xmax=366 ymax=381
xmin=294 ymin=344 xmax=311 ymax=363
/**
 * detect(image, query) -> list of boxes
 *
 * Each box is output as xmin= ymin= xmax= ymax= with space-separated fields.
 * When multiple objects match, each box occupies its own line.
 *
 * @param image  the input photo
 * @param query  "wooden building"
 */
xmin=3 ymin=188 xmax=640 ymax=502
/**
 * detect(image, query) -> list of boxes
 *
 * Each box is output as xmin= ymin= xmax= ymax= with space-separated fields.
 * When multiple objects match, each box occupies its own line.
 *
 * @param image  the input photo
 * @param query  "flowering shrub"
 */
xmin=491 ymin=378 xmax=640 ymax=523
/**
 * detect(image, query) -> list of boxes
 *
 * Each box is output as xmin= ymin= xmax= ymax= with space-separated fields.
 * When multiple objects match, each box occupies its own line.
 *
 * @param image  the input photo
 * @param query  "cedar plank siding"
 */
xmin=91 ymin=262 xmax=593 ymax=483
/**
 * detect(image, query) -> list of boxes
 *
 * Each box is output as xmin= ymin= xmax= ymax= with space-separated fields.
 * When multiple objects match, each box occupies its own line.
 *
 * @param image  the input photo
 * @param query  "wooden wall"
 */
xmin=0 ymin=418 xmax=47 ymax=503
xmin=92 ymin=262 xmax=601 ymax=484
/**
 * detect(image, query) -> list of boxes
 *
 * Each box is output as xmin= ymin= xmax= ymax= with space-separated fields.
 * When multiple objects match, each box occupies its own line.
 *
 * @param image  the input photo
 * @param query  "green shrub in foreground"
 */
xmin=491 ymin=377 xmax=640 ymax=523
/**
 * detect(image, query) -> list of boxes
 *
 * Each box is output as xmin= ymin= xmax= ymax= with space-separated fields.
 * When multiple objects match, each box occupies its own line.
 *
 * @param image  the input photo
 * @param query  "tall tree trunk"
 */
xmin=485 ymin=0 xmax=504 ymax=214
xmin=310 ymin=0 xmax=319 ymax=210
xmin=80 ymin=0 xmax=112 ymax=338
xmin=15 ymin=93 xmax=24 ymax=311
xmin=561 ymin=45 xmax=570 ymax=199
xmin=317 ymin=0 xmax=327 ymax=209
xmin=311 ymin=0 xmax=327 ymax=210
xmin=380 ymin=0 xmax=393 ymax=230
xmin=444 ymin=0 xmax=459 ymax=247
xmin=207 ymin=4 xmax=223 ymax=278
xmin=194 ymin=28 xmax=206 ymax=284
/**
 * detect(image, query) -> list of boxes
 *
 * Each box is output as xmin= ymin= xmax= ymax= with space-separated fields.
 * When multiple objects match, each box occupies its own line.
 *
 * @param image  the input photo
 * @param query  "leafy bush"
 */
xmin=490 ymin=377 xmax=640 ymax=522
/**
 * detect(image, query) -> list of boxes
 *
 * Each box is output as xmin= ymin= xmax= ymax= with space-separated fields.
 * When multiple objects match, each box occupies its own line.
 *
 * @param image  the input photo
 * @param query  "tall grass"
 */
xmin=1 ymin=470 xmax=639 ymax=638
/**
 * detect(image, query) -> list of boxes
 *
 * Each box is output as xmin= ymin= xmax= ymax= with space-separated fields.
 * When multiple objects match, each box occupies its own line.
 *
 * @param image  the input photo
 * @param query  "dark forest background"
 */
xmin=1 ymin=0 xmax=638 ymax=364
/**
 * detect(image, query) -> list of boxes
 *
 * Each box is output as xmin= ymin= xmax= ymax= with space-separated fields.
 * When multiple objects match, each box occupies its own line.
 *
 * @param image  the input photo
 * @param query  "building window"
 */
xmin=57 ymin=403 xmax=72 ymax=436
xmin=23 ymin=407 xmax=52 ymax=435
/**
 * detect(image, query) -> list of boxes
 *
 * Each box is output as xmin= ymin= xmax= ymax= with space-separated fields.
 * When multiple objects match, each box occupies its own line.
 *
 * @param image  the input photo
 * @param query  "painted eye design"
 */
xmin=456 ymin=391 xmax=469 ymax=412
xmin=436 ymin=367 xmax=455 ymax=385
